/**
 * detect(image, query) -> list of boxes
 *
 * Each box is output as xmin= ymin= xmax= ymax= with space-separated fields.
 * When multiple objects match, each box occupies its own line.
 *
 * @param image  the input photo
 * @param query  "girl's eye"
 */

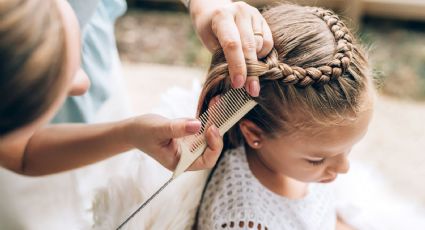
xmin=307 ymin=158 xmax=326 ymax=166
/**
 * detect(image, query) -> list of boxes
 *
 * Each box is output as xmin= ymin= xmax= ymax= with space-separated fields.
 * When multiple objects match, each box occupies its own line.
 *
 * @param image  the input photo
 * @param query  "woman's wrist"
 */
xmin=118 ymin=114 xmax=160 ymax=155
xmin=117 ymin=118 xmax=138 ymax=151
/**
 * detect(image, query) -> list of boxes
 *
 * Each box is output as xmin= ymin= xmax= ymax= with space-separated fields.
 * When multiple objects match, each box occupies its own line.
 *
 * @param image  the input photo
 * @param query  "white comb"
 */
xmin=173 ymin=87 xmax=257 ymax=178
xmin=116 ymin=88 xmax=257 ymax=229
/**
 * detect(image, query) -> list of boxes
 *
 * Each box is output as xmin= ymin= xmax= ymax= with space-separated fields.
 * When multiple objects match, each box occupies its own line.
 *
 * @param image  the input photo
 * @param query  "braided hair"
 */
xmin=197 ymin=4 xmax=371 ymax=149
xmin=249 ymin=8 xmax=354 ymax=87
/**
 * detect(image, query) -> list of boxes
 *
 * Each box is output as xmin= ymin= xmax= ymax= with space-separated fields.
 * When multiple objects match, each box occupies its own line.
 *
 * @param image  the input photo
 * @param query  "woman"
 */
xmin=0 ymin=0 xmax=273 ymax=175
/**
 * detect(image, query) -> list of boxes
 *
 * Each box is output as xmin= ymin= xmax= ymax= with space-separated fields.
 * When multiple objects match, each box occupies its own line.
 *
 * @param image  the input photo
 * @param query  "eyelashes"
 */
xmin=307 ymin=158 xmax=326 ymax=166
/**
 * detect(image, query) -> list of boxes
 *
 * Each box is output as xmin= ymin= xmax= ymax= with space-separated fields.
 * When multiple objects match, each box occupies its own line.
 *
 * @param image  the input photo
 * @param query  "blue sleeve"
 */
xmin=53 ymin=0 xmax=127 ymax=123
xmin=68 ymin=0 xmax=101 ymax=29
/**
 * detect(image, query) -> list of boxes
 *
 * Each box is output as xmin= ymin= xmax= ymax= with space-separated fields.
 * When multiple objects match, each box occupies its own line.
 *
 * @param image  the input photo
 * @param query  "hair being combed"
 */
xmin=197 ymin=4 xmax=370 ymax=149
xmin=0 ymin=0 xmax=67 ymax=135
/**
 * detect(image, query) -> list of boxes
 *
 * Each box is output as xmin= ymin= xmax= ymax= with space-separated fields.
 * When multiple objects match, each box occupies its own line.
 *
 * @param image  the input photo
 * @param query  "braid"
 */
xmin=200 ymin=3 xmax=370 ymax=152
xmin=248 ymin=8 xmax=354 ymax=88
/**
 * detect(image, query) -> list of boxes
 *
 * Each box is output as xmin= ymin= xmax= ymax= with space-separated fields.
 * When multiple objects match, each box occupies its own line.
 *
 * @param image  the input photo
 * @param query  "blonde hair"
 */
xmin=197 ymin=4 xmax=371 ymax=149
xmin=0 ymin=0 xmax=67 ymax=135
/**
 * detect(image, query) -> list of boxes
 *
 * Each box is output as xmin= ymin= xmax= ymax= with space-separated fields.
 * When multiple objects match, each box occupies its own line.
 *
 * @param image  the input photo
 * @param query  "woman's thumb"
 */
xmin=168 ymin=118 xmax=201 ymax=138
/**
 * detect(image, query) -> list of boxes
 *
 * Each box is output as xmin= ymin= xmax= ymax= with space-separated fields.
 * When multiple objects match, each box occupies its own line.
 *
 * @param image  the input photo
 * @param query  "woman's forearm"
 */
xmin=0 ymin=113 xmax=215 ymax=176
xmin=21 ymin=121 xmax=131 ymax=176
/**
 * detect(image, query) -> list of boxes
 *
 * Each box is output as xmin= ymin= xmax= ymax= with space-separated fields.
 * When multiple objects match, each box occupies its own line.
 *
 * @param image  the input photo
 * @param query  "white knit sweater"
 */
xmin=197 ymin=147 xmax=337 ymax=230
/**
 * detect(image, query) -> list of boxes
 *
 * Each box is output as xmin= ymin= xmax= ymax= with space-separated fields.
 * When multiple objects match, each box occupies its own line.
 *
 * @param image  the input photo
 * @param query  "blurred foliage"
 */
xmin=115 ymin=10 xmax=210 ymax=68
xmin=115 ymin=10 xmax=425 ymax=101
xmin=360 ymin=18 xmax=425 ymax=101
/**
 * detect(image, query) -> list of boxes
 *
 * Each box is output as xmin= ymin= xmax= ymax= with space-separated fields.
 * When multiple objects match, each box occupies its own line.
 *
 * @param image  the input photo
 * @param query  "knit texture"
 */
xmin=198 ymin=147 xmax=336 ymax=230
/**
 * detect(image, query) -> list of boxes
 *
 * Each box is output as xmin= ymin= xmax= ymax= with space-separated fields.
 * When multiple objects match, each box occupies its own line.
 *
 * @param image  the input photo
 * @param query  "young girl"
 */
xmin=197 ymin=4 xmax=374 ymax=229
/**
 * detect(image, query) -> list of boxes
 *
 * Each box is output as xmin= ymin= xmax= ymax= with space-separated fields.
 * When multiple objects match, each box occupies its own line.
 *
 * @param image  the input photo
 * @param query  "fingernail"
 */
xmin=212 ymin=125 xmax=220 ymax=137
xmin=186 ymin=120 xmax=201 ymax=133
xmin=232 ymin=74 xmax=245 ymax=88
xmin=210 ymin=95 xmax=220 ymax=106
xmin=249 ymin=80 xmax=260 ymax=97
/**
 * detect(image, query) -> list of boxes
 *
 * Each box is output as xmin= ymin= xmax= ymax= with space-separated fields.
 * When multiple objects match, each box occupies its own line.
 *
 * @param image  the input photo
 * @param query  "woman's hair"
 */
xmin=0 ymin=0 xmax=67 ymax=135
xmin=197 ymin=4 xmax=371 ymax=149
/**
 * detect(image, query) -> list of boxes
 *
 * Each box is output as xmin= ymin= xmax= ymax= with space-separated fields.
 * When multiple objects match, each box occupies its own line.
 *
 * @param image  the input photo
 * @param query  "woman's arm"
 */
xmin=20 ymin=120 xmax=131 ymax=175
xmin=0 ymin=114 xmax=222 ymax=176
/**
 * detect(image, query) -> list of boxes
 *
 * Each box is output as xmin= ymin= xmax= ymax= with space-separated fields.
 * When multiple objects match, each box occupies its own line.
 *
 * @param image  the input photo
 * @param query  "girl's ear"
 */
xmin=239 ymin=120 xmax=264 ymax=149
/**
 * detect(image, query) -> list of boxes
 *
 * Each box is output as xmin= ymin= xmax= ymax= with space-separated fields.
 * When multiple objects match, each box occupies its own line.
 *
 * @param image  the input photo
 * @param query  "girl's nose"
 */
xmin=334 ymin=155 xmax=350 ymax=174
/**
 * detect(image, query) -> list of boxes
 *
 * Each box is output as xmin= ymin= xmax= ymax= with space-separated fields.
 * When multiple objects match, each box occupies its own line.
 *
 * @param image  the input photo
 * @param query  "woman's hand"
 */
xmin=0 ymin=113 xmax=221 ymax=176
xmin=126 ymin=114 xmax=223 ymax=171
xmin=190 ymin=0 xmax=274 ymax=97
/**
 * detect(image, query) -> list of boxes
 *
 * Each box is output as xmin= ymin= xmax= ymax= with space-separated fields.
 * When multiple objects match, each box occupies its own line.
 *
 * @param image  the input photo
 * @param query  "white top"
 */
xmin=197 ymin=147 xmax=337 ymax=230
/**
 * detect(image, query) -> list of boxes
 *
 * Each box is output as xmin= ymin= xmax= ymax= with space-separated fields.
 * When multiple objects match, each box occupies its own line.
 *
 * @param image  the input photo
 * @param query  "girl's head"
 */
xmin=198 ymin=4 xmax=374 ymax=183
xmin=0 ymin=0 xmax=89 ymax=136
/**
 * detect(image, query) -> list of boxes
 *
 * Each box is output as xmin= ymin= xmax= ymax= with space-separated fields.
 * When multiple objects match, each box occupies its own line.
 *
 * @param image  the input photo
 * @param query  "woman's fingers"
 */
xmin=251 ymin=11 xmax=264 ymax=54
xmin=165 ymin=118 xmax=201 ymax=139
xmin=235 ymin=8 xmax=262 ymax=97
xmin=235 ymin=8 xmax=257 ymax=62
xmin=188 ymin=125 xmax=223 ymax=170
xmin=258 ymin=17 xmax=274 ymax=58
xmin=187 ymin=96 xmax=223 ymax=171
xmin=212 ymin=8 xmax=246 ymax=89
xmin=196 ymin=2 xmax=274 ymax=96
xmin=207 ymin=2 xmax=275 ymax=97
xmin=245 ymin=76 xmax=260 ymax=97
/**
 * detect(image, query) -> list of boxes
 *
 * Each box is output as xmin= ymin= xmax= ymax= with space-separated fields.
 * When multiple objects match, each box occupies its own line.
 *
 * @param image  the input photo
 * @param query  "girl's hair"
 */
xmin=197 ymin=4 xmax=370 ymax=150
xmin=0 ymin=0 xmax=67 ymax=135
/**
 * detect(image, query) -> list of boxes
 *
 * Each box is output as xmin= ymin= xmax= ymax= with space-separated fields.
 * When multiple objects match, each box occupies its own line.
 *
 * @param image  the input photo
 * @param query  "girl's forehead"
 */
xmin=278 ymin=107 xmax=373 ymax=155
xmin=279 ymin=89 xmax=375 ymax=138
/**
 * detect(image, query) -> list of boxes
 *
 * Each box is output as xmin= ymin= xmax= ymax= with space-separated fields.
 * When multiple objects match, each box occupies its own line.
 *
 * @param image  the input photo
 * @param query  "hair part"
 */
xmin=0 ymin=0 xmax=68 ymax=135
xmin=197 ymin=4 xmax=371 ymax=149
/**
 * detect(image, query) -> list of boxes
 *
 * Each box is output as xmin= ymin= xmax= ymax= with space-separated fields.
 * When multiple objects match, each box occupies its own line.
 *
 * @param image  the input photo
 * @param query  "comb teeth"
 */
xmin=117 ymin=89 xmax=257 ymax=229
xmin=173 ymin=88 xmax=258 ymax=178
xmin=184 ymin=88 xmax=255 ymax=152
xmin=118 ymin=89 xmax=258 ymax=229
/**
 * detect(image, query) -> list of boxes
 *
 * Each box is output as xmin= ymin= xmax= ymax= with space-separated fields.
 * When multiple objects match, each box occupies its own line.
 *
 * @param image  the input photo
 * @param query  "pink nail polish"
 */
xmin=232 ymin=75 xmax=245 ymax=88
xmin=250 ymin=81 xmax=260 ymax=97
xmin=186 ymin=120 xmax=201 ymax=133
xmin=212 ymin=125 xmax=220 ymax=137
